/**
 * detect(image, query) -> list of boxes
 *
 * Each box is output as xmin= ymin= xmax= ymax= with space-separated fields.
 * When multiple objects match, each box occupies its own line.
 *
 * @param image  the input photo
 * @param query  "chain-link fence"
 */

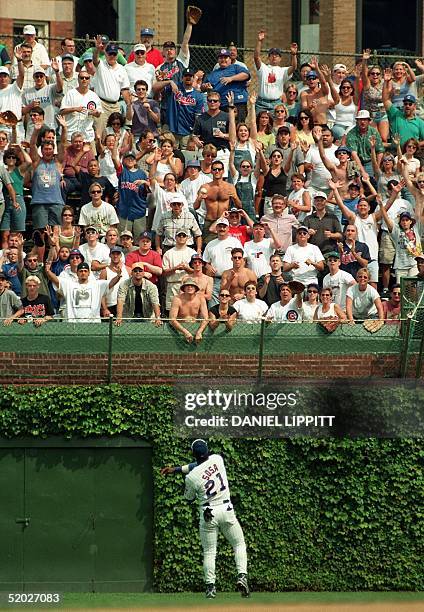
xmin=400 ymin=277 xmax=424 ymax=377
xmin=0 ymin=317 xmax=414 ymax=383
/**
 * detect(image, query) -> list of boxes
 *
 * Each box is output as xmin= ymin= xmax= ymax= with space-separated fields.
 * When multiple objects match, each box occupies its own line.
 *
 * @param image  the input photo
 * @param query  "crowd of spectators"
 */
xmin=0 ymin=20 xmax=424 ymax=340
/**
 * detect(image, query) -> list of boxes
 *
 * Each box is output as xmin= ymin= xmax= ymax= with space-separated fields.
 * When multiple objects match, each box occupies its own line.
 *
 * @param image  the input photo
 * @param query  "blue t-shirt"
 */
xmin=167 ymin=86 xmax=204 ymax=135
xmin=117 ymin=166 xmax=148 ymax=221
xmin=204 ymin=65 xmax=250 ymax=105
xmin=342 ymin=196 xmax=360 ymax=225
xmin=2 ymin=262 xmax=21 ymax=295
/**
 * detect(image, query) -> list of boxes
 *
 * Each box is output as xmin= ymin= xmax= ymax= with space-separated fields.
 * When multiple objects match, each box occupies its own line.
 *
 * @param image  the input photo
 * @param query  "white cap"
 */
xmin=313 ymin=191 xmax=327 ymax=199
xmin=33 ymin=66 xmax=46 ymax=76
xmin=168 ymin=193 xmax=185 ymax=205
xmin=133 ymin=43 xmax=146 ymax=52
xmin=216 ymin=217 xmax=229 ymax=226
xmin=333 ymin=63 xmax=347 ymax=71
xmin=0 ymin=66 xmax=10 ymax=75
xmin=356 ymin=110 xmax=371 ymax=120
xmin=23 ymin=25 xmax=36 ymax=35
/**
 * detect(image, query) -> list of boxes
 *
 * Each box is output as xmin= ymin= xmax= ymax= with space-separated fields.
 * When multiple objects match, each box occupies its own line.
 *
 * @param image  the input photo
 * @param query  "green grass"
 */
xmin=3 ymin=591 xmax=424 ymax=610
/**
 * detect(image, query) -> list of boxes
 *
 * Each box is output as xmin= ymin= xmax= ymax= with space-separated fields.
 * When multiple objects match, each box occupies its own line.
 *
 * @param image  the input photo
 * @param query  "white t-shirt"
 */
xmin=305 ymin=144 xmax=339 ymax=192
xmin=92 ymin=61 xmax=130 ymax=102
xmin=104 ymin=265 xmax=129 ymax=306
xmin=288 ymin=187 xmax=310 ymax=223
xmin=346 ymin=284 xmax=379 ymax=319
xmin=257 ymin=63 xmax=291 ymax=100
xmin=391 ymin=223 xmax=422 ymax=271
xmin=184 ymin=454 xmax=230 ymax=508
xmin=23 ymin=84 xmax=57 ymax=129
xmin=203 ymin=236 xmax=244 ymax=278
xmin=60 ymin=88 xmax=103 ymax=141
xmin=180 ymin=174 xmax=212 ymax=208
xmin=233 ymin=297 xmax=268 ymax=323
xmin=266 ymin=297 xmax=303 ymax=322
xmin=124 ymin=61 xmax=156 ymax=95
xmin=323 ymin=269 xmax=355 ymax=307
xmin=78 ymin=201 xmax=119 ymax=235
xmin=283 ymin=243 xmax=324 ymax=285
xmin=244 ymin=238 xmax=274 ymax=277
xmin=378 ymin=197 xmax=415 ymax=232
xmin=151 ymin=184 xmax=189 ymax=232
xmin=58 ymin=278 xmax=109 ymax=322
xmin=0 ymin=82 xmax=23 ymax=120
xmin=354 ymin=214 xmax=379 ymax=260
xmin=79 ymin=242 xmax=111 ymax=279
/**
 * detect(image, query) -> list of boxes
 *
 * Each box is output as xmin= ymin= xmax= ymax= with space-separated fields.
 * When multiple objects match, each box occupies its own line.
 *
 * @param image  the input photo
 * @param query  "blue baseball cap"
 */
xmin=186 ymin=159 xmax=201 ymax=168
xmin=110 ymin=246 xmax=123 ymax=254
xmin=403 ymin=94 xmax=417 ymax=104
xmin=217 ymin=48 xmax=231 ymax=57
xmin=139 ymin=231 xmax=153 ymax=241
xmin=335 ymin=146 xmax=352 ymax=157
xmin=268 ymin=47 xmax=282 ymax=56
xmin=306 ymin=71 xmax=318 ymax=79
xmin=105 ymin=43 xmax=119 ymax=55
xmin=81 ymin=51 xmax=93 ymax=62
xmin=140 ymin=28 xmax=154 ymax=36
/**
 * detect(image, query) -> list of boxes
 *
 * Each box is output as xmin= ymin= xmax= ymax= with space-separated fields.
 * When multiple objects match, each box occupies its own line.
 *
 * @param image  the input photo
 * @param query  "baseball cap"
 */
xmin=403 ymin=94 xmax=417 ymax=104
xmin=191 ymin=438 xmax=208 ymax=457
xmin=123 ymin=151 xmax=136 ymax=159
xmin=190 ymin=253 xmax=205 ymax=264
xmin=133 ymin=43 xmax=146 ymax=53
xmin=0 ymin=271 xmax=6 ymax=279
xmin=296 ymin=225 xmax=309 ymax=233
xmin=81 ymin=51 xmax=94 ymax=62
xmin=131 ymin=262 xmax=145 ymax=271
xmin=120 ymin=229 xmax=133 ymax=238
xmin=140 ymin=28 xmax=154 ymax=36
xmin=399 ymin=211 xmax=415 ymax=224
xmin=229 ymin=207 xmax=241 ymax=214
xmin=100 ymin=35 xmax=110 ymax=44
xmin=33 ymin=67 xmax=46 ymax=76
xmin=216 ymin=217 xmax=229 ymax=226
xmin=348 ymin=182 xmax=360 ymax=190
xmin=277 ymin=125 xmax=290 ymax=133
xmin=306 ymin=70 xmax=318 ymax=79
xmin=105 ymin=43 xmax=119 ymax=55
xmin=186 ymin=159 xmax=201 ymax=168
xmin=356 ymin=110 xmax=371 ymax=120
xmin=77 ymin=262 xmax=90 ymax=271
xmin=217 ymin=48 xmax=231 ymax=57
xmin=268 ymin=47 xmax=282 ymax=56
xmin=110 ymin=246 xmax=123 ymax=254
xmin=69 ymin=248 xmax=84 ymax=261
xmin=61 ymin=54 xmax=74 ymax=62
xmin=325 ymin=251 xmax=340 ymax=260
xmin=333 ymin=63 xmax=347 ymax=71
xmin=182 ymin=67 xmax=194 ymax=76
xmin=168 ymin=193 xmax=185 ymax=205
xmin=85 ymin=225 xmax=98 ymax=233
xmin=176 ymin=229 xmax=189 ymax=237
xmin=181 ymin=277 xmax=199 ymax=290
xmin=0 ymin=66 xmax=10 ymax=76
xmin=313 ymin=191 xmax=327 ymax=199
xmin=23 ymin=25 xmax=36 ymax=35
xmin=163 ymin=41 xmax=176 ymax=49
xmin=139 ymin=231 xmax=152 ymax=241
xmin=335 ymin=146 xmax=352 ymax=157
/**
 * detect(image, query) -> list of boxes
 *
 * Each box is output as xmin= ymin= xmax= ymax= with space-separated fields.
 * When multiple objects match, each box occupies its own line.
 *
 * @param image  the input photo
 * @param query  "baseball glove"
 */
xmin=186 ymin=5 xmax=202 ymax=25
xmin=0 ymin=110 xmax=18 ymax=126
xmin=363 ymin=319 xmax=385 ymax=334
xmin=288 ymin=280 xmax=305 ymax=295
xmin=319 ymin=319 xmax=339 ymax=334
xmin=203 ymin=507 xmax=214 ymax=522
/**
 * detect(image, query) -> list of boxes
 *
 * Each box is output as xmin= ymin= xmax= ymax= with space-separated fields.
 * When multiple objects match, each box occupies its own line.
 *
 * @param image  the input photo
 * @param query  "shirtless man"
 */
xmin=194 ymin=160 xmax=242 ymax=244
xmin=313 ymin=126 xmax=352 ymax=198
xmin=221 ymin=247 xmax=257 ymax=303
xmin=300 ymin=57 xmax=331 ymax=125
xmin=169 ymin=277 xmax=209 ymax=343
xmin=186 ymin=253 xmax=213 ymax=301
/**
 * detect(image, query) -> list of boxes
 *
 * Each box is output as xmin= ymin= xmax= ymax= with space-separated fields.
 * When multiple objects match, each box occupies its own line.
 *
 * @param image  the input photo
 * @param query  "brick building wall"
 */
xmin=0 ymin=352 xmax=418 ymax=385
xmin=319 ymin=0 xmax=356 ymax=55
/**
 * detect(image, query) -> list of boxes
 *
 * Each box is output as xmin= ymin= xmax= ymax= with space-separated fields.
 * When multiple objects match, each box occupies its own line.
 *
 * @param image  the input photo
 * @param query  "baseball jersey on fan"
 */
xmin=166 ymin=85 xmax=204 ymax=135
xmin=158 ymin=51 xmax=190 ymax=110
xmin=184 ymin=454 xmax=230 ymax=508
xmin=60 ymin=88 xmax=102 ymax=141
xmin=266 ymin=297 xmax=303 ymax=322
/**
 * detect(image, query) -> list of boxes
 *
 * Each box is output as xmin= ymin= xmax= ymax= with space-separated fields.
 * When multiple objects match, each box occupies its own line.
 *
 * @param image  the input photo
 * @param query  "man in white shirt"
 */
xmin=304 ymin=125 xmax=338 ymax=196
xmin=14 ymin=25 xmax=49 ymax=70
xmin=125 ymin=44 xmax=156 ymax=95
xmin=254 ymin=30 xmax=297 ymax=113
xmin=203 ymin=218 xmax=244 ymax=306
xmin=78 ymin=182 xmax=119 ymax=236
xmin=283 ymin=226 xmax=325 ymax=285
xmin=92 ymin=38 xmax=131 ymax=135
xmin=244 ymin=222 xmax=282 ymax=278
xmin=180 ymin=160 xmax=211 ymax=211
xmin=60 ymin=70 xmax=102 ymax=144
xmin=162 ymin=230 xmax=196 ymax=311
xmin=22 ymin=64 xmax=63 ymax=130
xmin=233 ymin=281 xmax=268 ymax=323
xmin=266 ymin=281 xmax=304 ymax=322
xmin=78 ymin=227 xmax=111 ymax=279
xmin=322 ymin=251 xmax=355 ymax=308
xmin=0 ymin=61 xmax=24 ymax=139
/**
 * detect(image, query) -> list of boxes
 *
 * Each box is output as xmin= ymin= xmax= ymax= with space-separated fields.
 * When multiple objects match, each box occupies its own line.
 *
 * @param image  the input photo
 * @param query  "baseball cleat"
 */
xmin=205 ymin=583 xmax=216 ymax=598
xmin=236 ymin=573 xmax=250 ymax=597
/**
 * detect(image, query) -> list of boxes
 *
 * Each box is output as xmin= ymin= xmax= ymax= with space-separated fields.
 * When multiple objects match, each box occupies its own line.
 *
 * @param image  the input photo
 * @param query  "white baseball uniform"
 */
xmin=184 ymin=453 xmax=247 ymax=585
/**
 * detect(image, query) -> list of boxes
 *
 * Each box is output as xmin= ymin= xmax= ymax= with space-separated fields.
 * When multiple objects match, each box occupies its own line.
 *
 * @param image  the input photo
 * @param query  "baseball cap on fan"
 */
xmin=23 ymin=25 xmax=36 ymax=35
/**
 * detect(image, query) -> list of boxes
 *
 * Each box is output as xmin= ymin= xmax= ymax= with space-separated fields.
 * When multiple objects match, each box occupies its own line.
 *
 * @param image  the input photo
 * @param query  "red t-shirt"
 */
xmin=229 ymin=225 xmax=250 ymax=246
xmin=125 ymin=249 xmax=162 ymax=284
xmin=127 ymin=48 xmax=164 ymax=67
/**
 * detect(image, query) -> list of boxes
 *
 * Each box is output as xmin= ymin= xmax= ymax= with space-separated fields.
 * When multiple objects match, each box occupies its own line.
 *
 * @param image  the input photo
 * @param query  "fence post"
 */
xmin=415 ymin=331 xmax=424 ymax=379
xmin=107 ymin=315 xmax=114 ymax=383
xmin=257 ymin=318 xmax=266 ymax=384
xmin=399 ymin=314 xmax=414 ymax=378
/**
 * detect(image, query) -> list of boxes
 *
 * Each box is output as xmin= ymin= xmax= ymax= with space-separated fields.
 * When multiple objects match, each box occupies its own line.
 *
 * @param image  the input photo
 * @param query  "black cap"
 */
xmin=77 ymin=262 xmax=90 ymax=271
xmin=182 ymin=67 xmax=194 ymax=76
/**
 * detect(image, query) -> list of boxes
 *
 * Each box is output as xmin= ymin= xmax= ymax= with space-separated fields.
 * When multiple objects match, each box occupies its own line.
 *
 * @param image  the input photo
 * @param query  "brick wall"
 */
xmin=319 ymin=0 xmax=356 ymax=56
xmin=0 ymin=352 xmax=418 ymax=385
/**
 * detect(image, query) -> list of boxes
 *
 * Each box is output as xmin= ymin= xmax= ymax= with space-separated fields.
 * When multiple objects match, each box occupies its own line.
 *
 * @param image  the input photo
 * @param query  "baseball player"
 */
xmin=161 ymin=439 xmax=249 ymax=599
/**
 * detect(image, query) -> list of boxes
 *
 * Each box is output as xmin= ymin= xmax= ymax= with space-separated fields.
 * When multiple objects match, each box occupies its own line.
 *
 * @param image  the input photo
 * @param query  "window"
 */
xmin=13 ymin=21 xmax=50 ymax=53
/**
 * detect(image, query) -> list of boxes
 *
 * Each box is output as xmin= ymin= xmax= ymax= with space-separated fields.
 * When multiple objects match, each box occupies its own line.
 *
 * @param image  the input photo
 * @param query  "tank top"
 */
xmin=363 ymin=83 xmax=384 ymax=116
xmin=334 ymin=100 xmax=357 ymax=128
xmin=288 ymin=187 xmax=309 ymax=222
xmin=391 ymin=79 xmax=413 ymax=109
xmin=263 ymin=168 xmax=287 ymax=198
xmin=99 ymin=150 xmax=118 ymax=188
xmin=316 ymin=302 xmax=337 ymax=319
xmin=32 ymin=160 xmax=64 ymax=206
xmin=8 ymin=168 xmax=24 ymax=196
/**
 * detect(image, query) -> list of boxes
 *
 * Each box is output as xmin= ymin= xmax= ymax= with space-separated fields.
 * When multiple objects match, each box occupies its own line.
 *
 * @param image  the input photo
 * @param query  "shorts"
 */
xmin=0 ymin=195 xmax=26 ymax=232
xmin=31 ymin=203 xmax=63 ymax=230
xmin=371 ymin=111 xmax=388 ymax=124
xmin=367 ymin=259 xmax=379 ymax=283
xmin=379 ymin=231 xmax=395 ymax=265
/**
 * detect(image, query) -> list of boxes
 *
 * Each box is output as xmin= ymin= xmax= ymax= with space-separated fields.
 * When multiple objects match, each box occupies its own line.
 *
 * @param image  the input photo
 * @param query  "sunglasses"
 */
xmin=79 ymin=76 xmax=90 ymax=80
xmin=240 ymin=165 xmax=251 ymax=169
xmin=220 ymin=293 xmax=230 ymax=297
xmin=90 ymin=190 xmax=102 ymax=194
xmin=232 ymin=255 xmax=243 ymax=259
xmin=307 ymin=289 xmax=318 ymax=294
xmin=62 ymin=213 xmax=73 ymax=217
xmin=136 ymin=87 xmax=146 ymax=91
xmin=207 ymin=99 xmax=220 ymax=103
xmin=0 ymin=137 xmax=7 ymax=141
xmin=275 ymin=109 xmax=286 ymax=113
xmin=69 ymin=255 xmax=81 ymax=259
xmin=297 ymin=230 xmax=308 ymax=235
xmin=212 ymin=167 xmax=223 ymax=172
xmin=135 ymin=51 xmax=145 ymax=55
xmin=369 ymin=71 xmax=380 ymax=76
xmin=26 ymin=258 xmax=38 ymax=262
xmin=5 ymin=155 xmax=17 ymax=159
xmin=404 ymin=102 xmax=414 ymax=106
xmin=85 ymin=229 xmax=97 ymax=234
xmin=392 ymin=291 xmax=401 ymax=295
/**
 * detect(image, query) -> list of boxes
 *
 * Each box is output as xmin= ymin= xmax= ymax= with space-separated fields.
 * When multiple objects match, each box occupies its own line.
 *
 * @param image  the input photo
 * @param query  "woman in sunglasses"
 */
xmin=228 ymin=142 xmax=265 ymax=220
xmin=360 ymin=50 xmax=389 ymax=142
xmin=103 ymin=112 xmax=132 ymax=156
xmin=369 ymin=136 xmax=401 ymax=200
xmin=322 ymin=67 xmax=358 ymax=141
xmin=228 ymin=92 xmax=258 ymax=172
xmin=208 ymin=289 xmax=237 ymax=332
xmin=292 ymin=109 xmax=314 ymax=147
xmin=302 ymin=282 xmax=320 ymax=322
xmin=1 ymin=146 xmax=31 ymax=245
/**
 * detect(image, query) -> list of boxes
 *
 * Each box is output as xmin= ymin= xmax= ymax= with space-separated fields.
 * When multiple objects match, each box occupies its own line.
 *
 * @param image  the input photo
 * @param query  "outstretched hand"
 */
xmin=160 ymin=466 xmax=175 ymax=475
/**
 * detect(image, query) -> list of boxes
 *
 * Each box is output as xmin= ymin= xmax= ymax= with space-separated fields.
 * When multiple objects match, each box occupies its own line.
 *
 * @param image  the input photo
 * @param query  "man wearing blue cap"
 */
xmin=161 ymin=439 xmax=249 ymax=599
xmin=382 ymin=78 xmax=424 ymax=146
xmin=254 ymin=30 xmax=298 ymax=114
xmin=127 ymin=28 xmax=164 ymax=67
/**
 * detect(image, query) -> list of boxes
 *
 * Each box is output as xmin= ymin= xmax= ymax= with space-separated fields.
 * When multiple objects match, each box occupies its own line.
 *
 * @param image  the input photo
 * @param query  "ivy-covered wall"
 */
xmin=0 ymin=385 xmax=422 ymax=592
